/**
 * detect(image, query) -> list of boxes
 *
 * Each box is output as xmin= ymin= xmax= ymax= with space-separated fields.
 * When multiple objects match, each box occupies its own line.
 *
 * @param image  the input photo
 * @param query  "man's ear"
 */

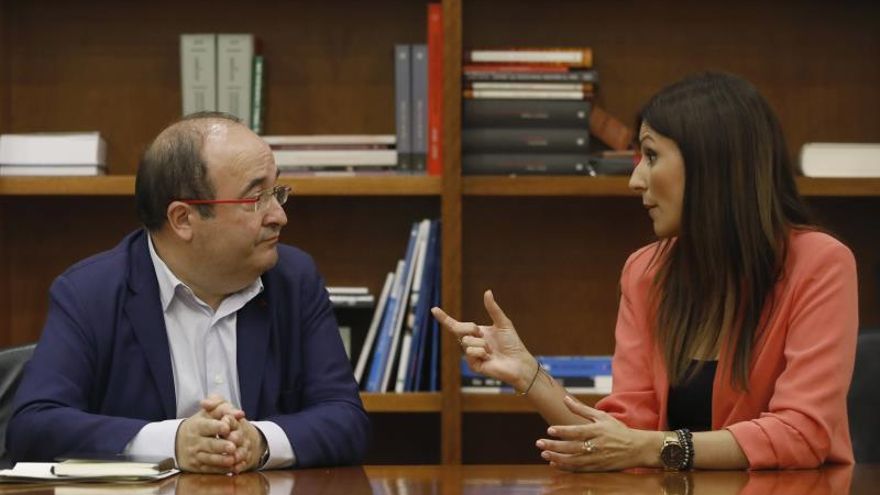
xmin=166 ymin=201 xmax=195 ymax=242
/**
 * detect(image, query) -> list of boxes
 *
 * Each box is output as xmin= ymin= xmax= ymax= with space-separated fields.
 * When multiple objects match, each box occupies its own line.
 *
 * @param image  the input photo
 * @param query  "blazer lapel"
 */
xmin=236 ymin=293 xmax=271 ymax=418
xmin=124 ymin=231 xmax=177 ymax=419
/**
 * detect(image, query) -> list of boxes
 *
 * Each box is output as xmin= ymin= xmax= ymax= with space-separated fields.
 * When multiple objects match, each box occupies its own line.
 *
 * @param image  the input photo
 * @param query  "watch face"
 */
xmin=661 ymin=443 xmax=686 ymax=468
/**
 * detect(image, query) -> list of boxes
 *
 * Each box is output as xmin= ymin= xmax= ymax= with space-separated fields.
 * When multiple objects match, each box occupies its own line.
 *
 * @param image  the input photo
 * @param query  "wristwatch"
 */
xmin=660 ymin=432 xmax=687 ymax=470
xmin=258 ymin=442 xmax=270 ymax=469
xmin=257 ymin=430 xmax=270 ymax=469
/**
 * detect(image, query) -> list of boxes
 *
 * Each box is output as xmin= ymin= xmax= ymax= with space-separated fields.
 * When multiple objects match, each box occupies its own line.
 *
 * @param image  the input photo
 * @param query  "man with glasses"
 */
xmin=7 ymin=113 xmax=369 ymax=473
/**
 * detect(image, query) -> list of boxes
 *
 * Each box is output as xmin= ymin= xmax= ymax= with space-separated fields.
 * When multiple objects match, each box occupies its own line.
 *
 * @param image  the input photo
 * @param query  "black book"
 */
xmin=463 ymin=99 xmax=591 ymax=128
xmin=463 ymin=153 xmax=593 ymax=175
xmin=462 ymin=128 xmax=589 ymax=153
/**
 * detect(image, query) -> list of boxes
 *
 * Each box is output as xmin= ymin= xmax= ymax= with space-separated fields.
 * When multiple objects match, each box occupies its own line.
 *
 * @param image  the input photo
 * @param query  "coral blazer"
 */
xmin=595 ymin=230 xmax=858 ymax=469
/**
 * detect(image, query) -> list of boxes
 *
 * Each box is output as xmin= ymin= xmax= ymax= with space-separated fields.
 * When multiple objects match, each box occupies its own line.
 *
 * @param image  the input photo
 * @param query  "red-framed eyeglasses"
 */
xmin=178 ymin=185 xmax=291 ymax=213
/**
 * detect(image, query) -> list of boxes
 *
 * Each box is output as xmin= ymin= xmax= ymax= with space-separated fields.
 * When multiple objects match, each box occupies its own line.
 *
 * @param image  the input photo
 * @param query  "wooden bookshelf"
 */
xmin=3 ymin=176 xmax=877 ymax=198
xmin=361 ymin=392 xmax=443 ymax=413
xmin=463 ymin=176 xmax=880 ymax=197
xmin=0 ymin=175 xmax=443 ymax=197
xmin=461 ymin=393 xmax=602 ymax=413
xmin=464 ymin=176 xmax=636 ymax=197
xmin=1 ymin=0 xmax=879 ymax=466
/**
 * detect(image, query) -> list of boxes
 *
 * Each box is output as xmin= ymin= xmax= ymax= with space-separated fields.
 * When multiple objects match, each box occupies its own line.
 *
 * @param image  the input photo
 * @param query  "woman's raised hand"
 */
xmin=431 ymin=290 xmax=536 ymax=391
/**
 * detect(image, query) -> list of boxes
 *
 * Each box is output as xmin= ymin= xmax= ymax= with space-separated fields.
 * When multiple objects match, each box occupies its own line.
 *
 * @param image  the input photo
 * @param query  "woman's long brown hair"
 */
xmin=639 ymin=72 xmax=813 ymax=389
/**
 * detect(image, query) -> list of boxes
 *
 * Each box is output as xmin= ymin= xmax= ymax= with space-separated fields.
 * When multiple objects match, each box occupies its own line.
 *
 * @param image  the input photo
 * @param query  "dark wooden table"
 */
xmin=0 ymin=464 xmax=876 ymax=494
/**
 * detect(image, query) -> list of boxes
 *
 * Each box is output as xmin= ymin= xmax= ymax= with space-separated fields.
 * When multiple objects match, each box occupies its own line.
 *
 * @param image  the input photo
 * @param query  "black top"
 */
xmin=667 ymin=360 xmax=717 ymax=432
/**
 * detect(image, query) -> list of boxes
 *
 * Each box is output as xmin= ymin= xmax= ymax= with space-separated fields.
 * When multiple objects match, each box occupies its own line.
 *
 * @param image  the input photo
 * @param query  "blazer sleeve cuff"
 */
xmin=726 ymin=419 xmax=823 ymax=469
xmin=124 ymin=419 xmax=185 ymax=465
xmin=252 ymin=420 xmax=296 ymax=469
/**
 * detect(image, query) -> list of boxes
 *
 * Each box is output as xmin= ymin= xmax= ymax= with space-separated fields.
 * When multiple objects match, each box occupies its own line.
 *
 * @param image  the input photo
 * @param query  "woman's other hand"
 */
xmin=536 ymin=396 xmax=662 ymax=472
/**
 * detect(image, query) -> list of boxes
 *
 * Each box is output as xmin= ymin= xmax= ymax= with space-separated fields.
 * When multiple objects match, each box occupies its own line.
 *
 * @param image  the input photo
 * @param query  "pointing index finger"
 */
xmin=431 ymin=306 xmax=459 ymax=328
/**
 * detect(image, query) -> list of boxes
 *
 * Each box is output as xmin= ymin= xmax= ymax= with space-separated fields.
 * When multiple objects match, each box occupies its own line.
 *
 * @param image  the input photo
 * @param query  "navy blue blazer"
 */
xmin=7 ymin=230 xmax=369 ymax=467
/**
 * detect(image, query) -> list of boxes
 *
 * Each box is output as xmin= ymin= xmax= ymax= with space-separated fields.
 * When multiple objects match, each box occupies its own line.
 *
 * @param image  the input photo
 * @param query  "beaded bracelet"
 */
xmin=681 ymin=428 xmax=694 ymax=470
xmin=675 ymin=428 xmax=694 ymax=470
xmin=516 ymin=359 xmax=542 ymax=396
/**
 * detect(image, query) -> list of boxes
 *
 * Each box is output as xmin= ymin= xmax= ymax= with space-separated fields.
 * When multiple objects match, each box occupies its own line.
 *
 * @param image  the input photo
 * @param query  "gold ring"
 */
xmin=582 ymin=439 xmax=596 ymax=454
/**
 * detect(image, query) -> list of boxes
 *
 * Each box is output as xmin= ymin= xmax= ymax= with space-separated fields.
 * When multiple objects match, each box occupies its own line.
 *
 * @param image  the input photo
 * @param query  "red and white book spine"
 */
xmin=426 ymin=3 xmax=443 ymax=177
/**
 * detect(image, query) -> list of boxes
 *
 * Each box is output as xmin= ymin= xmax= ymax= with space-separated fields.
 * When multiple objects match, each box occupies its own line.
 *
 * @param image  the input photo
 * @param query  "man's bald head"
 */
xmin=135 ymin=112 xmax=243 ymax=231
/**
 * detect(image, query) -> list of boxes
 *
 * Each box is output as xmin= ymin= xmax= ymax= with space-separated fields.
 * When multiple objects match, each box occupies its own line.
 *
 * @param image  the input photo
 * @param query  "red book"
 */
xmin=589 ymin=106 xmax=634 ymax=151
xmin=427 ymin=3 xmax=443 ymax=176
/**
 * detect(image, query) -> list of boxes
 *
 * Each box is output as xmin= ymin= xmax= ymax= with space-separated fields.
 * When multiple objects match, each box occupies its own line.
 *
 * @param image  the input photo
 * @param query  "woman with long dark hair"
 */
xmin=433 ymin=72 xmax=858 ymax=470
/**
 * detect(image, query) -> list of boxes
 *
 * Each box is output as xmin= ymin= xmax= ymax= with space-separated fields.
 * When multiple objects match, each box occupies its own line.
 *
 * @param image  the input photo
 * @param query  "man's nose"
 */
xmin=265 ymin=197 xmax=288 ymax=227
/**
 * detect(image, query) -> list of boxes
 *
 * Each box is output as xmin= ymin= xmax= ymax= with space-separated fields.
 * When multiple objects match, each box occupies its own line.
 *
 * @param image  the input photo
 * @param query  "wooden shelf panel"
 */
xmin=0 ymin=175 xmax=442 ymax=197
xmin=795 ymin=177 xmax=880 ymax=197
xmin=463 ymin=176 xmax=880 ymax=197
xmin=461 ymin=393 xmax=604 ymax=413
xmin=463 ymin=176 xmax=636 ymax=197
xmin=360 ymin=392 xmax=443 ymax=413
xmin=0 ymin=176 xmax=137 ymax=196
xmin=4 ymin=176 xmax=877 ymax=198
xmin=284 ymin=176 xmax=442 ymax=196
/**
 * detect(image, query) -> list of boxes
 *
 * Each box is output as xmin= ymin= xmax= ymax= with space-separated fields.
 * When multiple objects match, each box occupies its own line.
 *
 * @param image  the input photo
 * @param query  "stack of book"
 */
xmin=355 ymin=219 xmax=442 ymax=393
xmin=461 ymin=47 xmax=597 ymax=175
xmin=180 ymin=33 xmax=264 ymax=134
xmin=261 ymin=135 xmax=397 ymax=174
xmin=0 ymin=132 xmax=106 ymax=176
xmin=461 ymin=355 xmax=612 ymax=394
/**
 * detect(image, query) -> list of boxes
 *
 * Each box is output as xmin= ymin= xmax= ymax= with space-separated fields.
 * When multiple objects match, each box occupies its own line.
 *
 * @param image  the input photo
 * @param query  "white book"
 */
xmin=262 ymin=135 xmax=396 ymax=146
xmin=217 ymin=34 xmax=255 ymax=124
xmin=469 ymin=49 xmax=589 ymax=65
xmin=800 ymin=142 xmax=880 ymax=178
xmin=273 ymin=149 xmax=398 ymax=167
xmin=354 ymin=272 xmax=394 ymax=385
xmin=0 ymin=132 xmax=105 ymax=166
xmin=180 ymin=34 xmax=217 ymax=115
xmin=0 ymin=165 xmax=106 ymax=176
xmin=328 ymin=294 xmax=375 ymax=307
xmin=465 ymin=89 xmax=587 ymax=100
xmin=327 ymin=286 xmax=371 ymax=295
xmin=393 ymin=332 xmax=413 ymax=393
xmin=471 ymin=82 xmax=587 ymax=91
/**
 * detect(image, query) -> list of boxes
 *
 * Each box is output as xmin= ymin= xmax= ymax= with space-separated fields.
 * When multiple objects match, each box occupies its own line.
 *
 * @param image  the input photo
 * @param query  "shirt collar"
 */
xmin=147 ymin=233 xmax=264 ymax=314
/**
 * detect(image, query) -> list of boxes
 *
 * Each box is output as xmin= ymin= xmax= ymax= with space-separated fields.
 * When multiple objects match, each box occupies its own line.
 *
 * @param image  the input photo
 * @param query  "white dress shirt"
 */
xmin=124 ymin=235 xmax=295 ymax=469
